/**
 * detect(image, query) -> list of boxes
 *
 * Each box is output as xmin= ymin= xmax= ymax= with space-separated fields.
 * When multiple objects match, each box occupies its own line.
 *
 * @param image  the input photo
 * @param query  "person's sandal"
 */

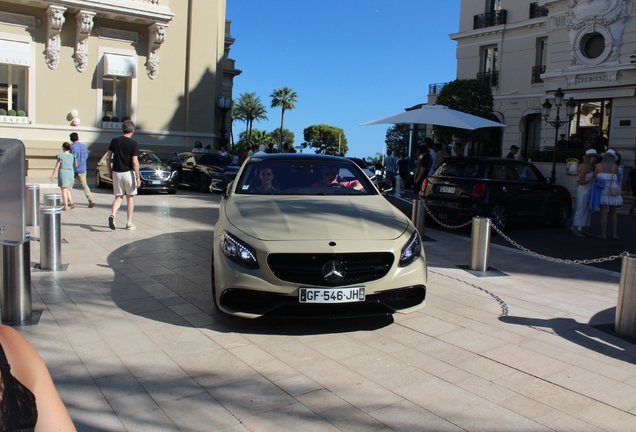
xmin=88 ymin=201 xmax=95 ymax=208
xmin=69 ymin=203 xmax=75 ymax=209
xmin=108 ymin=215 xmax=116 ymax=230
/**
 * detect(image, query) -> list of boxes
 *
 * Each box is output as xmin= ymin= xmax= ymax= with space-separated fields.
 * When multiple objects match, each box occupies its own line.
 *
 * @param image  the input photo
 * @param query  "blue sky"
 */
xmin=226 ymin=0 xmax=460 ymax=159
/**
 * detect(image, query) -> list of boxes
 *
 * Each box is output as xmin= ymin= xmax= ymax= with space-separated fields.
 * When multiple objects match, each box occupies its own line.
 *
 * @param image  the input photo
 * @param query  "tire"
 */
xmin=168 ymin=188 xmax=177 ymax=195
xmin=197 ymin=175 xmax=211 ymax=193
xmin=488 ymin=203 xmax=508 ymax=232
xmin=552 ymin=200 xmax=570 ymax=227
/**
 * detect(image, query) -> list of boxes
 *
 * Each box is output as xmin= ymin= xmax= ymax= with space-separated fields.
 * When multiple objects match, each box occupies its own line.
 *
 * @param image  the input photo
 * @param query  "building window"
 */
xmin=477 ymin=46 xmax=498 ymax=87
xmin=532 ymin=38 xmax=547 ymax=84
xmin=0 ymin=64 xmax=27 ymax=114
xmin=529 ymin=3 xmax=549 ymax=19
xmin=102 ymin=76 xmax=130 ymax=121
xmin=581 ymin=32 xmax=605 ymax=60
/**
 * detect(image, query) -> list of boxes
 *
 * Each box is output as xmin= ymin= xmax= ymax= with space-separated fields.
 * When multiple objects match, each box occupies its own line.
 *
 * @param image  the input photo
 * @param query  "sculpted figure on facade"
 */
xmin=74 ymin=11 xmax=96 ymax=72
xmin=146 ymin=23 xmax=168 ymax=79
xmin=565 ymin=0 xmax=630 ymax=66
xmin=45 ymin=5 xmax=66 ymax=69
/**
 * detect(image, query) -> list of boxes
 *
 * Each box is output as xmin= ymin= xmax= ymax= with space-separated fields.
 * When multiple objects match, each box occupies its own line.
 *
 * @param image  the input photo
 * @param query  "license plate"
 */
xmin=151 ymin=180 xmax=162 ymax=185
xmin=439 ymin=186 xmax=455 ymax=194
xmin=299 ymin=287 xmax=365 ymax=303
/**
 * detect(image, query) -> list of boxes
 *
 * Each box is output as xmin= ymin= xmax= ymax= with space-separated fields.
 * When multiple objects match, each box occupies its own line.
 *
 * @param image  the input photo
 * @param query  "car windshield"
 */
xmin=139 ymin=152 xmax=162 ymax=164
xmin=235 ymin=159 xmax=375 ymax=195
xmin=197 ymin=154 xmax=233 ymax=166
xmin=435 ymin=161 xmax=482 ymax=178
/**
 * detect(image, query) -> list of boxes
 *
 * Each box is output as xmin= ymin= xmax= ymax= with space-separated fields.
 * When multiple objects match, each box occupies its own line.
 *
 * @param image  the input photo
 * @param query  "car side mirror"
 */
xmin=225 ymin=171 xmax=237 ymax=181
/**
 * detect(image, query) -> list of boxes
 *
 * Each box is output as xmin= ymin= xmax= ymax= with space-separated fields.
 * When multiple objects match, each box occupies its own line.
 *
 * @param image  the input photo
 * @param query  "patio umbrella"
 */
xmin=359 ymin=104 xmax=507 ymax=130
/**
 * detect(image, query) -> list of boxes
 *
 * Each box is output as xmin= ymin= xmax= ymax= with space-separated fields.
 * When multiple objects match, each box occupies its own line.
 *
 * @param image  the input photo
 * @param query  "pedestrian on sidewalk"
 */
xmin=572 ymin=149 xmax=598 ymax=237
xmin=50 ymin=142 xmax=76 ymax=211
xmin=106 ymin=120 xmax=140 ymax=230
xmin=595 ymin=149 xmax=622 ymax=239
xmin=69 ymin=132 xmax=95 ymax=208
xmin=628 ymin=165 xmax=636 ymax=215
xmin=383 ymin=150 xmax=396 ymax=189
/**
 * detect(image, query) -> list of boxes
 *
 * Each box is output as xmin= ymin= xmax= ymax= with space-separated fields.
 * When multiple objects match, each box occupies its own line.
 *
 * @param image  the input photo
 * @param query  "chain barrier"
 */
xmin=418 ymin=200 xmax=629 ymax=265
xmin=421 ymin=199 xmax=473 ymax=229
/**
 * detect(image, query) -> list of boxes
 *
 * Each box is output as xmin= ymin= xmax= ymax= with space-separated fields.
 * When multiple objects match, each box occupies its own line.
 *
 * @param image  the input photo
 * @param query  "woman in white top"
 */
xmin=595 ymin=149 xmax=622 ymax=239
xmin=192 ymin=141 xmax=206 ymax=154
xmin=572 ymin=149 xmax=598 ymax=237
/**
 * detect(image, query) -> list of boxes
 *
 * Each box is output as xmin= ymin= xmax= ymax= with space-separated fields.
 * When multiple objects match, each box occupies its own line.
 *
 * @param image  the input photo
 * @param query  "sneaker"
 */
xmin=88 ymin=201 xmax=95 ymax=208
xmin=108 ymin=215 xmax=116 ymax=230
xmin=126 ymin=224 xmax=136 ymax=230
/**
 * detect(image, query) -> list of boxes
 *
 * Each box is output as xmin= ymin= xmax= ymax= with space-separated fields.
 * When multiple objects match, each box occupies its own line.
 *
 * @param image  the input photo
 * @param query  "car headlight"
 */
xmin=220 ymin=232 xmax=259 ymax=269
xmin=399 ymin=231 xmax=422 ymax=267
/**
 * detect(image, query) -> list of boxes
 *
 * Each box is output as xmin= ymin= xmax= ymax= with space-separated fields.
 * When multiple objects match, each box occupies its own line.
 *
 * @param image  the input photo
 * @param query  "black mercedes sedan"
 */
xmin=167 ymin=152 xmax=240 ymax=193
xmin=421 ymin=157 xmax=572 ymax=231
xmin=95 ymin=149 xmax=179 ymax=194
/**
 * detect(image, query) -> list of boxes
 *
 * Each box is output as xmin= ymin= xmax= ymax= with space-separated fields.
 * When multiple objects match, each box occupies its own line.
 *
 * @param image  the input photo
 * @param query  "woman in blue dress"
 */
xmin=50 ymin=142 xmax=77 ymax=211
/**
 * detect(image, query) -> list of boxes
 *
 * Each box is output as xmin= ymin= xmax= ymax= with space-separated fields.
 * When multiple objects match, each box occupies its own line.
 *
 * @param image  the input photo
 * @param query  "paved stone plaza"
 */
xmin=14 ymin=183 xmax=636 ymax=431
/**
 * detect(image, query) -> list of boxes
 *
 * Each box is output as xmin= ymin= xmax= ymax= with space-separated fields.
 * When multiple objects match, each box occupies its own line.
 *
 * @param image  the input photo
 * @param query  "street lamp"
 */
xmin=216 ymin=96 xmax=232 ymax=150
xmin=542 ymin=88 xmax=575 ymax=184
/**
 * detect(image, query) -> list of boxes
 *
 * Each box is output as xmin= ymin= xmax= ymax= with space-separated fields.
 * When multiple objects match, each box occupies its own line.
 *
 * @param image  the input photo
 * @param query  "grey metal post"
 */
xmin=615 ymin=255 xmax=636 ymax=337
xmin=0 ymin=233 xmax=32 ymax=323
xmin=469 ymin=217 xmax=491 ymax=272
xmin=25 ymin=184 xmax=40 ymax=227
xmin=411 ymin=199 xmax=425 ymax=236
xmin=40 ymin=206 xmax=62 ymax=271
xmin=43 ymin=193 xmax=61 ymax=207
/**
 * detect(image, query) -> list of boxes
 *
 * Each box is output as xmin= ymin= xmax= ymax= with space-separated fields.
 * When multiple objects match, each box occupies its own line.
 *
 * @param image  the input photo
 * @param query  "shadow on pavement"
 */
xmin=499 ymin=309 xmax=636 ymax=365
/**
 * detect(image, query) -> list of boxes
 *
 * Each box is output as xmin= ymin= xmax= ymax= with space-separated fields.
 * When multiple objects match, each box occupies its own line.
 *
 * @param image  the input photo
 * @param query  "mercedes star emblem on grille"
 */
xmin=322 ymin=260 xmax=346 ymax=284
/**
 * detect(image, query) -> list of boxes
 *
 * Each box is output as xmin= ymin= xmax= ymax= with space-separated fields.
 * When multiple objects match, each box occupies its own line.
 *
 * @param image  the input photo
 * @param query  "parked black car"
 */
xmin=95 ymin=149 xmax=179 ymax=193
xmin=421 ymin=157 xmax=572 ymax=231
xmin=167 ymin=152 xmax=240 ymax=193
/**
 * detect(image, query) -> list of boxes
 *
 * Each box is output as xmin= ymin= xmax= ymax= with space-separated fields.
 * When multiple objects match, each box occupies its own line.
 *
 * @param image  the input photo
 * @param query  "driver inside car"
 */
xmin=311 ymin=166 xmax=365 ymax=191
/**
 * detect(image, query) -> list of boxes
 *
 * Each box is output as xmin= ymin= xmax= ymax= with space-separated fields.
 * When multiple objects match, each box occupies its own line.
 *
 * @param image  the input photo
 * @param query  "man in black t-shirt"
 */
xmin=397 ymin=154 xmax=410 ymax=191
xmin=106 ymin=120 xmax=141 ymax=230
xmin=415 ymin=145 xmax=432 ymax=194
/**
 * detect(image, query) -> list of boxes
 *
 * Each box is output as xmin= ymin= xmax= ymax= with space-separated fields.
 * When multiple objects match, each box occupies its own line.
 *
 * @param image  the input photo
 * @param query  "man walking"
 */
xmin=106 ymin=120 xmax=140 ymax=230
xmin=383 ymin=150 xmax=396 ymax=189
xmin=69 ymin=133 xmax=95 ymax=208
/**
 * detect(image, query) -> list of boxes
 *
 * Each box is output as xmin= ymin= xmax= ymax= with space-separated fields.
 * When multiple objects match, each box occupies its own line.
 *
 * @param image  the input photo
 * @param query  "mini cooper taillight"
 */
xmin=472 ymin=182 xmax=486 ymax=198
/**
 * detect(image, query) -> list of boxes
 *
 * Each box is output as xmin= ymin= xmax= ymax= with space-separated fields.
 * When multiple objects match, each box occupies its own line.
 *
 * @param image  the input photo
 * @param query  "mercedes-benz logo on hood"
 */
xmin=322 ymin=260 xmax=346 ymax=284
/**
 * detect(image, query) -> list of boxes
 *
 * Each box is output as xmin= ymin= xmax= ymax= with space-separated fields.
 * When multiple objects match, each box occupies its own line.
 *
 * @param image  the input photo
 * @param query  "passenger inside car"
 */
xmin=250 ymin=166 xmax=281 ymax=193
xmin=311 ymin=166 xmax=365 ymax=191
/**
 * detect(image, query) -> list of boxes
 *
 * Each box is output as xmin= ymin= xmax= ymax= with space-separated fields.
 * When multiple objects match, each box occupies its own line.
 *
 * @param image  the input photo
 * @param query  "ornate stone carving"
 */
xmin=74 ymin=11 xmax=96 ymax=73
xmin=46 ymin=5 xmax=65 ymax=70
xmin=146 ymin=23 xmax=167 ymax=79
xmin=566 ymin=0 xmax=630 ymax=66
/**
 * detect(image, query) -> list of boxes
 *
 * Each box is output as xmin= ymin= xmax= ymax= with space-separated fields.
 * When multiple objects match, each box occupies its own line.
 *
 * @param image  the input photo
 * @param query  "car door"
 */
xmin=181 ymin=154 xmax=197 ymax=185
xmin=167 ymin=152 xmax=182 ymax=181
xmin=513 ymin=162 xmax=555 ymax=221
xmin=487 ymin=162 xmax=529 ymax=219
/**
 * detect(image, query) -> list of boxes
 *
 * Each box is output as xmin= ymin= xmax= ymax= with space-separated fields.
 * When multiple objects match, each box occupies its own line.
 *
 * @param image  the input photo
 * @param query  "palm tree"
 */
xmin=270 ymin=87 xmax=298 ymax=149
xmin=232 ymin=92 xmax=268 ymax=143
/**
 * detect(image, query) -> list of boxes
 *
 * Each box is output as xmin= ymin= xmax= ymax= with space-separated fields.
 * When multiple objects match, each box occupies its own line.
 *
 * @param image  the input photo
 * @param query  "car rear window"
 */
xmin=435 ymin=161 xmax=482 ymax=178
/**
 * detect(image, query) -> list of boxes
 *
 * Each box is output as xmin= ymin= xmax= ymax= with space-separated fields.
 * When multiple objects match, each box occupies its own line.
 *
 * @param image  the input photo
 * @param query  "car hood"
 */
xmin=140 ymin=162 xmax=171 ymax=170
xmin=225 ymin=195 xmax=409 ymax=241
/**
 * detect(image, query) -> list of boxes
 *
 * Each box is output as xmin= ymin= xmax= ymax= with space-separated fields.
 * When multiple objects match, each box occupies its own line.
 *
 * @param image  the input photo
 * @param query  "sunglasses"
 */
xmin=323 ymin=171 xmax=338 ymax=176
xmin=260 ymin=172 xmax=273 ymax=177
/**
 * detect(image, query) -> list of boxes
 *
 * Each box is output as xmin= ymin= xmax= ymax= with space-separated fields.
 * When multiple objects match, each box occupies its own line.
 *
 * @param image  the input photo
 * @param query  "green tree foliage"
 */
xmin=270 ymin=128 xmax=295 ymax=151
xmin=235 ymin=129 xmax=275 ymax=155
xmin=270 ymin=87 xmax=298 ymax=147
xmin=434 ymin=79 xmax=496 ymax=153
xmin=384 ymin=124 xmax=410 ymax=156
xmin=302 ymin=124 xmax=348 ymax=155
xmin=232 ymin=92 xmax=268 ymax=144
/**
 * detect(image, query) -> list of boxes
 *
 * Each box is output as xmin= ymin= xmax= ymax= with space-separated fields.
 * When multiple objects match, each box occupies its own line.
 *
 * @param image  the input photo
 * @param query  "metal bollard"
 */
xmin=411 ymin=199 xmax=425 ymax=237
xmin=25 ymin=184 xmax=40 ymax=227
xmin=43 ymin=193 xmax=61 ymax=207
xmin=0 ymin=233 xmax=32 ymax=323
xmin=40 ymin=206 xmax=62 ymax=271
xmin=615 ymin=255 xmax=636 ymax=337
xmin=469 ymin=217 xmax=491 ymax=272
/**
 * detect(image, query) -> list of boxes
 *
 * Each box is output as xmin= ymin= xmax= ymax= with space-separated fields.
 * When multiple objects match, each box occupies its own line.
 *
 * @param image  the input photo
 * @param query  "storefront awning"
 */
xmin=0 ymin=39 xmax=30 ymax=66
xmin=103 ymin=54 xmax=136 ymax=77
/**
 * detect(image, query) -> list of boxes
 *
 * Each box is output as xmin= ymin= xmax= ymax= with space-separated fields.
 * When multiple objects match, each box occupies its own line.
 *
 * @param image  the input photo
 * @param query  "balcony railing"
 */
xmin=476 ymin=71 xmax=499 ymax=87
xmin=529 ymin=3 xmax=549 ymax=19
xmin=428 ymin=82 xmax=448 ymax=95
xmin=531 ymin=65 xmax=546 ymax=84
xmin=473 ymin=10 xmax=507 ymax=29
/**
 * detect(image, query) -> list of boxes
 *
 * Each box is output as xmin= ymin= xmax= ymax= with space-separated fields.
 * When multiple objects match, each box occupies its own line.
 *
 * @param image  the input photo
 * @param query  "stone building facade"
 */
xmin=447 ymin=0 xmax=636 ymax=167
xmin=0 ymin=0 xmax=239 ymax=176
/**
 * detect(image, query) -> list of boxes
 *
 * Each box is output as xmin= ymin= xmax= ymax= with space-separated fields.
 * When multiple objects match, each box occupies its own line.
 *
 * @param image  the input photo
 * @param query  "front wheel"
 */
xmin=488 ymin=203 xmax=508 ymax=232
xmin=552 ymin=200 xmax=570 ymax=227
xmin=197 ymin=175 xmax=211 ymax=193
xmin=95 ymin=171 xmax=104 ymax=188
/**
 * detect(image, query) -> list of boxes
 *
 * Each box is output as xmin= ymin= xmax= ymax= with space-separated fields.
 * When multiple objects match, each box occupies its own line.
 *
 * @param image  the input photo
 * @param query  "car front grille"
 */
xmin=140 ymin=170 xmax=171 ymax=181
xmin=267 ymin=253 xmax=394 ymax=286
